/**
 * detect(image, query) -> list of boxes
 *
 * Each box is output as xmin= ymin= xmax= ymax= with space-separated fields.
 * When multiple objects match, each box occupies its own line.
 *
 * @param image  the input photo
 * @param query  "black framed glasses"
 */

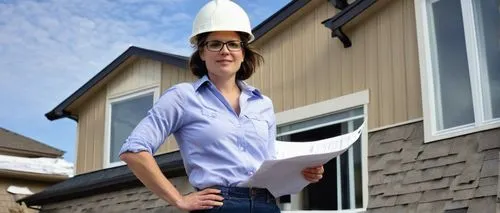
xmin=204 ymin=40 xmax=244 ymax=52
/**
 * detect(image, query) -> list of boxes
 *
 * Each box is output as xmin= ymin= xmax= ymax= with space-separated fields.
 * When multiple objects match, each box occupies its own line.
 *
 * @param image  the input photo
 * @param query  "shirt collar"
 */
xmin=237 ymin=80 xmax=263 ymax=99
xmin=193 ymin=75 xmax=211 ymax=91
xmin=193 ymin=75 xmax=263 ymax=99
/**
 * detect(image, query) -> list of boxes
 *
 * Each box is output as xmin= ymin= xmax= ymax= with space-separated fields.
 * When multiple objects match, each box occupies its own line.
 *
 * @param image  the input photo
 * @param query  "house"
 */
xmin=19 ymin=0 xmax=500 ymax=212
xmin=0 ymin=127 xmax=72 ymax=213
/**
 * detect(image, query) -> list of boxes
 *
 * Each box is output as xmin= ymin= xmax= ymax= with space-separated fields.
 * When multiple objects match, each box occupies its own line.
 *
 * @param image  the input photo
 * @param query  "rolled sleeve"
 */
xmin=119 ymin=86 xmax=185 ymax=156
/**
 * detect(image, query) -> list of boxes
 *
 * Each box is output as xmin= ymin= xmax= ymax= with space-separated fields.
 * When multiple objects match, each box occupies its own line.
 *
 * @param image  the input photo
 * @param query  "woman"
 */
xmin=119 ymin=0 xmax=324 ymax=212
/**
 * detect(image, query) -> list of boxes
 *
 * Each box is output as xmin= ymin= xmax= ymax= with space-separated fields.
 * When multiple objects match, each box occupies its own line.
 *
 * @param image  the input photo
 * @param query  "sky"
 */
xmin=0 ymin=0 xmax=291 ymax=163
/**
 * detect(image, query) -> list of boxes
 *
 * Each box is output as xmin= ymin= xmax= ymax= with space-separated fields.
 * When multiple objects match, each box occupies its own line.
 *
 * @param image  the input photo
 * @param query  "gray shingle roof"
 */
xmin=18 ymin=151 xmax=184 ymax=206
xmin=0 ymin=127 xmax=64 ymax=157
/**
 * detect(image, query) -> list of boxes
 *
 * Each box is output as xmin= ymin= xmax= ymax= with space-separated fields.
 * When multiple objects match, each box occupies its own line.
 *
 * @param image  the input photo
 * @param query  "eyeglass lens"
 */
xmin=206 ymin=41 xmax=242 ymax=52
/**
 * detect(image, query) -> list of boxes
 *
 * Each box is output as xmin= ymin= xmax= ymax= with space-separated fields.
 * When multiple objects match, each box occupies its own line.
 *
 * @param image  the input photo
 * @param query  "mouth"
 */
xmin=216 ymin=59 xmax=233 ymax=64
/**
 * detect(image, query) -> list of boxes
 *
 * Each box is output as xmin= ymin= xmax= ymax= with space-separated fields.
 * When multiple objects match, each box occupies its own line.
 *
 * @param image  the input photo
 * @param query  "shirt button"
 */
xmin=239 ymin=146 xmax=244 ymax=151
xmin=248 ymin=171 xmax=254 ymax=175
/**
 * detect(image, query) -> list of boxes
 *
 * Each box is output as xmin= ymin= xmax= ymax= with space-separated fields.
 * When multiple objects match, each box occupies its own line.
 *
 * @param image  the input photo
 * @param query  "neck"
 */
xmin=207 ymin=73 xmax=240 ymax=94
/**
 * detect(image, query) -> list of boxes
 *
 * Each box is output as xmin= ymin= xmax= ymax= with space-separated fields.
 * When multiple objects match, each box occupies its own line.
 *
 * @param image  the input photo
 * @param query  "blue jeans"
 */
xmin=191 ymin=186 xmax=281 ymax=213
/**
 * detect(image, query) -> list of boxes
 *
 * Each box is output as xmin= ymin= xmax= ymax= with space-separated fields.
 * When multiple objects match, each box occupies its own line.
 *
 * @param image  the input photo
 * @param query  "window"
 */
xmin=415 ymin=0 xmax=500 ymax=142
xmin=275 ymin=90 xmax=368 ymax=212
xmin=444 ymin=208 xmax=468 ymax=213
xmin=104 ymin=87 xmax=158 ymax=167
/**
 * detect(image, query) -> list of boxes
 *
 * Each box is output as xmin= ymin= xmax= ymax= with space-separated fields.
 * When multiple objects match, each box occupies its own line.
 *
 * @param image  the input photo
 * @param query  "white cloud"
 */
xmin=0 ymin=0 xmax=194 ymax=109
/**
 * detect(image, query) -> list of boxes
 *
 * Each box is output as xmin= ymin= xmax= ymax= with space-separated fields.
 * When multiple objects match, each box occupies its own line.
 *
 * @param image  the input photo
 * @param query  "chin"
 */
xmin=208 ymin=71 xmax=234 ymax=78
xmin=215 ymin=69 xmax=238 ymax=76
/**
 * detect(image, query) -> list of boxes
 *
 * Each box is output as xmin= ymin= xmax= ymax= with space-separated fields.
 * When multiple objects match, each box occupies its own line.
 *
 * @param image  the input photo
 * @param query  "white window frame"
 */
xmin=276 ymin=90 xmax=369 ymax=213
xmin=415 ymin=0 xmax=500 ymax=143
xmin=103 ymin=85 xmax=160 ymax=168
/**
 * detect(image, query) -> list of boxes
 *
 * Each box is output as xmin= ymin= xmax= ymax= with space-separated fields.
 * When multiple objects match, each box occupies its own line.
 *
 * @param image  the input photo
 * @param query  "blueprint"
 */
xmin=238 ymin=122 xmax=364 ymax=197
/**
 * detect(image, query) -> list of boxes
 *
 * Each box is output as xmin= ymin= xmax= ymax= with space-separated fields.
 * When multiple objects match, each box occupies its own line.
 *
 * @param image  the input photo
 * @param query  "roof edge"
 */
xmin=0 ymin=127 xmax=65 ymax=156
xmin=45 ymin=46 xmax=189 ymax=121
xmin=18 ymin=151 xmax=184 ymax=206
xmin=0 ymin=147 xmax=62 ymax=158
xmin=252 ymin=0 xmax=311 ymax=41
xmin=0 ymin=169 xmax=69 ymax=183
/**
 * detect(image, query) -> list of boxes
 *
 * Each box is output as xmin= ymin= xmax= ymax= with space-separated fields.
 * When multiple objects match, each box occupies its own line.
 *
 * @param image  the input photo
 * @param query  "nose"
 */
xmin=219 ymin=44 xmax=230 ymax=54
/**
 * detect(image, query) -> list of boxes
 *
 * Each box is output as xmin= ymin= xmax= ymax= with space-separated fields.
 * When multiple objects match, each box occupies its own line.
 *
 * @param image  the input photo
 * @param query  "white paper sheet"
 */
xmin=239 ymin=122 xmax=364 ymax=197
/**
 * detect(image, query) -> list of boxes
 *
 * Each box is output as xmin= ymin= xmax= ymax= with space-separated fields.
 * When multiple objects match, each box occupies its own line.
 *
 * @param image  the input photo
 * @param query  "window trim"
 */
xmin=275 ymin=90 xmax=369 ymax=212
xmin=103 ymin=85 xmax=160 ymax=168
xmin=414 ymin=0 xmax=500 ymax=143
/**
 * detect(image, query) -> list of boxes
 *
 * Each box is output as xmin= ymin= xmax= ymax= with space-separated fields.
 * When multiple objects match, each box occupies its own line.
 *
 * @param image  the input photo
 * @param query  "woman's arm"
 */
xmin=118 ymin=85 xmax=224 ymax=211
xmin=120 ymin=151 xmax=224 ymax=211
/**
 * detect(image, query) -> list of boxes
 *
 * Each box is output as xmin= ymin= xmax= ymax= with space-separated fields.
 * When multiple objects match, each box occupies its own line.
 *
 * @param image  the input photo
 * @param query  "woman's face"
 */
xmin=200 ymin=31 xmax=244 ymax=79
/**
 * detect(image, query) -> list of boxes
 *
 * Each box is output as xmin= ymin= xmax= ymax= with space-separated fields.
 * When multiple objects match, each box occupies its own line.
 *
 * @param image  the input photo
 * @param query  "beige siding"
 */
xmin=75 ymin=58 xmax=162 ymax=174
xmin=156 ymin=63 xmax=195 ymax=154
xmin=75 ymin=89 xmax=106 ymax=174
xmin=250 ymin=0 xmax=422 ymax=129
xmin=403 ymin=0 xmax=422 ymax=120
xmin=107 ymin=58 xmax=161 ymax=98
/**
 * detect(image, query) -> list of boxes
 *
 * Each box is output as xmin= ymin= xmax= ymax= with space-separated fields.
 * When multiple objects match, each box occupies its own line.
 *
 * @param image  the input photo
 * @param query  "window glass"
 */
xmin=110 ymin=93 xmax=153 ymax=163
xmin=353 ymin=118 xmax=363 ymax=208
xmin=428 ymin=0 xmax=474 ymax=130
xmin=474 ymin=0 xmax=500 ymax=120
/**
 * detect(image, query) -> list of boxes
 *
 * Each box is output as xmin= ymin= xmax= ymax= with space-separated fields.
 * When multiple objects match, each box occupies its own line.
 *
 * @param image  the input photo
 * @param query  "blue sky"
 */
xmin=0 ymin=0 xmax=290 ymax=163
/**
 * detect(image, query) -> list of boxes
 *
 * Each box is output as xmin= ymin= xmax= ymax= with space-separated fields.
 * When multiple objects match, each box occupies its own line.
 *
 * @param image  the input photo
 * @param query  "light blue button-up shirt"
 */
xmin=119 ymin=75 xmax=276 ymax=189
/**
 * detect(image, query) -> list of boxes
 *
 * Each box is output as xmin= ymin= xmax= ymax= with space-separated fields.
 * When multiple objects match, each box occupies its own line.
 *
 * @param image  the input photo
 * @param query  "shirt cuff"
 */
xmin=119 ymin=140 xmax=153 ymax=156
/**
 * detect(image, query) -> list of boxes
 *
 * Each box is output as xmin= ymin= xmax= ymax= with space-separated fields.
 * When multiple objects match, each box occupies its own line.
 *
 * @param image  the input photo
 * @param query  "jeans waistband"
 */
xmin=201 ymin=186 xmax=276 ymax=201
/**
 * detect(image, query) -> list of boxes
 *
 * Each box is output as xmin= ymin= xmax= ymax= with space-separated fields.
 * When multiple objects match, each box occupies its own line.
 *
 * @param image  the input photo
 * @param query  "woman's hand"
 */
xmin=175 ymin=188 xmax=224 ymax=211
xmin=302 ymin=165 xmax=324 ymax=183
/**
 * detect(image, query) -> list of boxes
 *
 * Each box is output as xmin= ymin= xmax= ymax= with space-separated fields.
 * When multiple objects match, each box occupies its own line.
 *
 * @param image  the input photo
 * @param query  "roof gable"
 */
xmin=45 ymin=46 xmax=189 ymax=121
xmin=0 ymin=127 xmax=64 ymax=158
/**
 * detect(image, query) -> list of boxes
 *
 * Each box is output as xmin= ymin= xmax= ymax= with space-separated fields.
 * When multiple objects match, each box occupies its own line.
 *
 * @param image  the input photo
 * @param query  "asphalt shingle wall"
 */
xmin=39 ymin=176 xmax=193 ymax=213
xmin=366 ymin=121 xmax=500 ymax=213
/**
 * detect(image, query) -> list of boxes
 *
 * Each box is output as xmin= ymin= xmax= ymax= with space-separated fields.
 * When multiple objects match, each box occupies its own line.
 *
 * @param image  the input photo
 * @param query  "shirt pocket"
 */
xmin=201 ymin=108 xmax=218 ymax=119
xmin=246 ymin=114 xmax=269 ymax=141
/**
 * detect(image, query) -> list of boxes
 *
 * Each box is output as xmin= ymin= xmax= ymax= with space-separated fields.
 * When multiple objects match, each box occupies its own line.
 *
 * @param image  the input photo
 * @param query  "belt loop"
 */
xmin=218 ymin=186 xmax=227 ymax=197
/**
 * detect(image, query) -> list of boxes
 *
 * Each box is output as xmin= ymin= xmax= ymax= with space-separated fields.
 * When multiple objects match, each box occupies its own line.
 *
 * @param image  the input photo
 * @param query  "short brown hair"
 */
xmin=189 ymin=32 xmax=264 ymax=80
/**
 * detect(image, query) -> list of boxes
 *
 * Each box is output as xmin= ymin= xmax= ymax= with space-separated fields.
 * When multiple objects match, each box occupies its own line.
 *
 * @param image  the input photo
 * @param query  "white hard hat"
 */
xmin=189 ymin=0 xmax=254 ymax=45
